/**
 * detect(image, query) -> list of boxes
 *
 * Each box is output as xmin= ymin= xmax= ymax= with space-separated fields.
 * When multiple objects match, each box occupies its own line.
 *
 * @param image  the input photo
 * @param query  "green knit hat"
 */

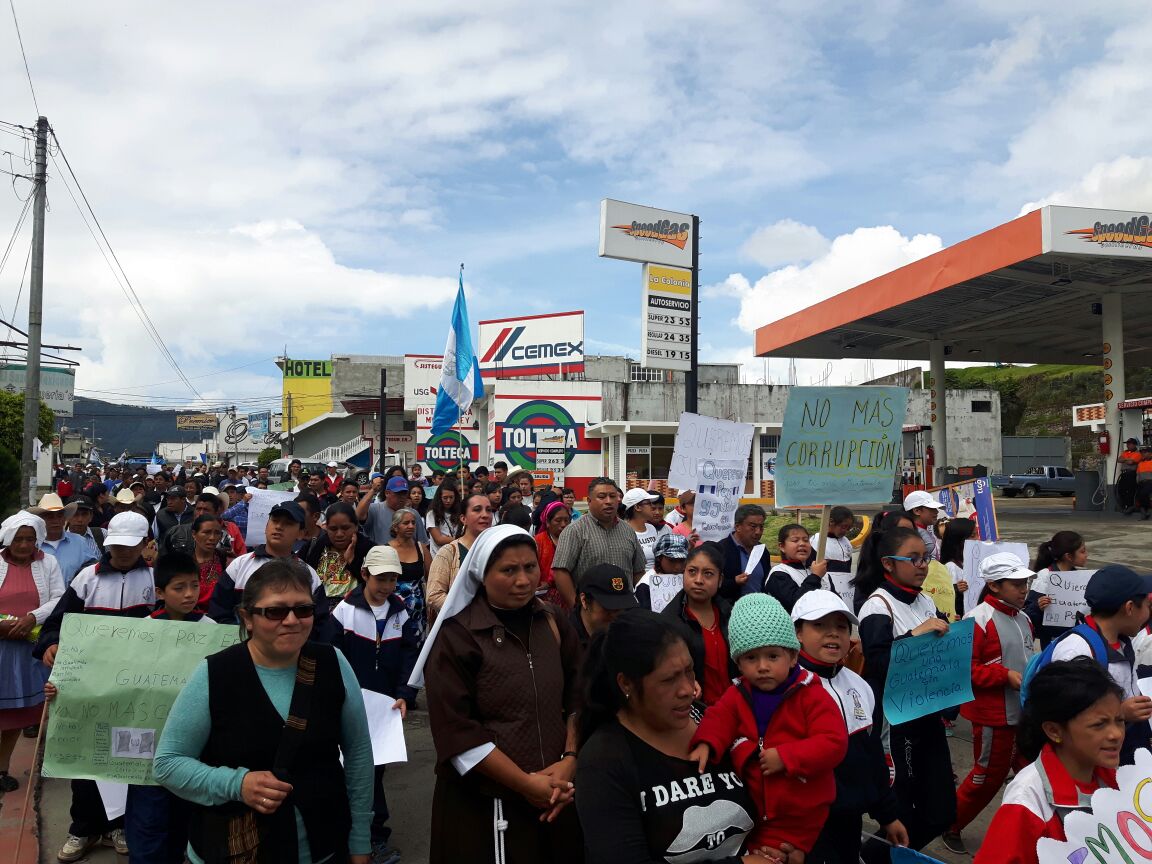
xmin=727 ymin=593 xmax=800 ymax=659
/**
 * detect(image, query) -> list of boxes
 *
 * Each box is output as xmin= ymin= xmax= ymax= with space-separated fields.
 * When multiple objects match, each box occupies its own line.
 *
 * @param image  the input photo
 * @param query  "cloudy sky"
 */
xmin=1 ymin=1 xmax=1149 ymax=412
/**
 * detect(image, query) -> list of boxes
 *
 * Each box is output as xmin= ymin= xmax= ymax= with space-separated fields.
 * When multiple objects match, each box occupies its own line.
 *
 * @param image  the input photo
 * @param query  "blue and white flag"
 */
xmin=150 ymin=451 xmax=163 ymax=464
xmin=431 ymin=268 xmax=484 ymax=435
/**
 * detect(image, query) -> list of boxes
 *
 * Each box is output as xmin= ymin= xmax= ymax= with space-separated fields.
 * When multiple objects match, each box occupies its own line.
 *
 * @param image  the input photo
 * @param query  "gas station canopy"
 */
xmin=754 ymin=206 xmax=1152 ymax=366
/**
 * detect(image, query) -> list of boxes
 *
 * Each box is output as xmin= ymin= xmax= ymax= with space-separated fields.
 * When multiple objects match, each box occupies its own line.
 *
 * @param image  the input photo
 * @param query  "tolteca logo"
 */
xmin=613 ymin=219 xmax=691 ymax=249
xmin=1066 ymin=215 xmax=1152 ymax=249
xmin=418 ymin=431 xmax=476 ymax=473
xmin=499 ymin=400 xmax=581 ymax=471
xmin=481 ymin=326 xmax=583 ymax=364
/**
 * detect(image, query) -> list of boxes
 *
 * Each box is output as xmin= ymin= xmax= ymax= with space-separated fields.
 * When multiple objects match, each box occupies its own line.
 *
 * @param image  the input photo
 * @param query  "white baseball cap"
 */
xmin=790 ymin=589 xmax=859 ymax=627
xmin=327 ymin=461 xmax=338 ymax=468
xmin=980 ymin=552 xmax=1034 ymax=582
xmin=903 ymin=490 xmax=944 ymax=511
xmin=104 ymin=512 xmax=150 ymax=547
xmin=363 ymin=545 xmax=402 ymax=575
xmin=621 ymin=488 xmax=659 ymax=509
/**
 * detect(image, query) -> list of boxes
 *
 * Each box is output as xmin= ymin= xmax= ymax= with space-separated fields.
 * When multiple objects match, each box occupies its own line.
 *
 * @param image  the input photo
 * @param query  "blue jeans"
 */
xmin=125 ymin=784 xmax=188 ymax=864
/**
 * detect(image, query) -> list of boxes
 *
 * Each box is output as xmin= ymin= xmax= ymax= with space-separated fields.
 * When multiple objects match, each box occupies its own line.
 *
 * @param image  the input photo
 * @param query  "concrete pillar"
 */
xmin=1102 ymin=293 xmax=1125 ymax=490
xmin=929 ymin=340 xmax=949 ymax=485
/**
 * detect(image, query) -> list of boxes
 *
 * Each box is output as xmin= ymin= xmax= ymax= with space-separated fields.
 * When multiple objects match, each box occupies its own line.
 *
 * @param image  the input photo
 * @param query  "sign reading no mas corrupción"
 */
xmin=642 ymin=264 xmax=693 ymax=372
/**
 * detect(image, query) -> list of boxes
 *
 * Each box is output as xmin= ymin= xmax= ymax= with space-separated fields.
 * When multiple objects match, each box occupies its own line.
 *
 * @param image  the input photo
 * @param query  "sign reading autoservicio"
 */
xmin=478 ymin=311 xmax=584 ymax=378
xmin=774 ymin=387 xmax=909 ymax=507
xmin=600 ymin=199 xmax=695 ymax=268
xmin=642 ymin=264 xmax=693 ymax=372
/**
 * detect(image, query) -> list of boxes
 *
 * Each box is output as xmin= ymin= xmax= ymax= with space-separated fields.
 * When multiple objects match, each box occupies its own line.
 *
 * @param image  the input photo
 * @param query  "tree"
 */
xmin=258 ymin=447 xmax=280 ymax=468
xmin=0 ymin=390 xmax=54 ymax=461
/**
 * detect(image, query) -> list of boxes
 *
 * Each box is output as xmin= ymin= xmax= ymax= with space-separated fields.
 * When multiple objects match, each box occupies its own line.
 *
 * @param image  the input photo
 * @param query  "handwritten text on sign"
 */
xmin=694 ymin=459 xmax=745 ymax=541
xmin=1042 ymin=570 xmax=1096 ymax=628
xmin=883 ymin=618 xmax=975 ymax=725
xmin=668 ymin=413 xmax=754 ymax=491
xmin=775 ymin=387 xmax=909 ymax=507
xmin=43 ymin=614 xmax=241 ymax=785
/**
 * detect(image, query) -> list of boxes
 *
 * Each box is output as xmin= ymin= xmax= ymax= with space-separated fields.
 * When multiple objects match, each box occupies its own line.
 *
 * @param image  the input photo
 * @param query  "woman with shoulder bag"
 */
xmin=425 ymin=493 xmax=493 ymax=624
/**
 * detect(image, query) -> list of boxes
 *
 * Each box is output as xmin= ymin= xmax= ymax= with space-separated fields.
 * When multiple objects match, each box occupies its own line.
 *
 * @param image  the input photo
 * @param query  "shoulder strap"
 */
xmin=273 ymin=644 xmax=325 ymax=781
xmin=544 ymin=607 xmax=561 ymax=647
xmin=1071 ymin=622 xmax=1111 ymax=664
xmin=872 ymin=591 xmax=896 ymax=621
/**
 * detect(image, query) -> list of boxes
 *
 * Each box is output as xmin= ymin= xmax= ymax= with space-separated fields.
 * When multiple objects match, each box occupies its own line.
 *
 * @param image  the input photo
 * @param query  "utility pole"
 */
xmin=20 ymin=116 xmax=48 ymax=506
xmin=286 ymin=393 xmax=294 ymax=455
xmin=685 ymin=215 xmax=700 ymax=414
xmin=378 ymin=368 xmax=387 ymax=469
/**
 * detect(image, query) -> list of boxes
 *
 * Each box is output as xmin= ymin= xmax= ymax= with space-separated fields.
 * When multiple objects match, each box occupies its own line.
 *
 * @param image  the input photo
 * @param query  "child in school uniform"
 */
xmin=691 ymin=593 xmax=847 ymax=857
xmin=763 ymin=523 xmax=828 ymax=613
xmin=332 ymin=545 xmax=418 ymax=863
xmin=1024 ymin=531 xmax=1088 ymax=648
xmin=857 ymin=525 xmax=957 ymax=860
xmin=941 ymin=553 xmax=1035 ymax=855
xmin=1048 ymin=564 xmax=1152 ymax=764
xmin=791 ymin=591 xmax=908 ymax=864
xmin=34 ymin=512 xmax=155 ymax=862
xmin=124 ymin=552 xmax=214 ymax=862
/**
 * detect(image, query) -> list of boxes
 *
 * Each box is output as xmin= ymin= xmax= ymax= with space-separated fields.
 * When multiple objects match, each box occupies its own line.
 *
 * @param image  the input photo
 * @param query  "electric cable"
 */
xmin=7 ymin=0 xmax=39 ymax=115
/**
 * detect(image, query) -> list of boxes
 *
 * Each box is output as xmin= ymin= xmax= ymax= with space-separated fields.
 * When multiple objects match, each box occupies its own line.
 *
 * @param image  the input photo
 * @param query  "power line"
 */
xmin=48 ymin=128 xmax=205 ymax=402
xmin=7 ymin=0 xmax=39 ymax=115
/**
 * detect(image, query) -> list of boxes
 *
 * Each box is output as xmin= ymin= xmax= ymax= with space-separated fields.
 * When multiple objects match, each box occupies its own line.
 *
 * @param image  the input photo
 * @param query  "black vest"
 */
xmin=188 ymin=642 xmax=349 ymax=863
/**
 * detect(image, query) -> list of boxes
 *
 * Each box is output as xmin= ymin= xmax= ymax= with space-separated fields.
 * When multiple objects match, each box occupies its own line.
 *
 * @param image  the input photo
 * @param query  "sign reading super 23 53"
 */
xmin=499 ymin=400 xmax=595 ymax=471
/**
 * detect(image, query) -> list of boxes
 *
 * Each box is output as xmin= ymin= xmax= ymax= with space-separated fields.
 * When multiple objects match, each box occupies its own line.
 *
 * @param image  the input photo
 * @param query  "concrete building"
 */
xmin=281 ymin=353 xmax=1002 ymax=499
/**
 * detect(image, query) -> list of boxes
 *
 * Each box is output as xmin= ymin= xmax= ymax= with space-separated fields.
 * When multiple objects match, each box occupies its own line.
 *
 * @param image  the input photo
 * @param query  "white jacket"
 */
xmin=0 ymin=552 xmax=65 ymax=623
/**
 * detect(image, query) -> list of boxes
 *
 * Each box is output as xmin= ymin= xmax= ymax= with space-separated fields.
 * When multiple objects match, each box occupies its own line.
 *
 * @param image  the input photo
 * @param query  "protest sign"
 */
xmin=694 ymin=458 xmax=744 ymax=541
xmin=1042 ymin=569 xmax=1095 ymax=628
xmin=1038 ymin=747 xmax=1152 ymax=863
xmin=826 ymin=571 xmax=855 ymax=609
xmin=644 ymin=572 xmax=684 ymax=614
xmin=891 ymin=848 xmax=946 ymax=864
xmin=933 ymin=476 xmax=998 ymax=541
xmin=668 ymin=413 xmax=753 ymax=491
xmin=245 ymin=488 xmax=298 ymax=544
xmin=882 ymin=618 xmax=975 ymax=725
xmin=43 ymin=614 xmax=242 ymax=785
xmin=361 ymin=690 xmax=408 ymax=765
xmin=962 ymin=541 xmax=1030 ymax=613
xmin=775 ymin=387 xmax=909 ymax=507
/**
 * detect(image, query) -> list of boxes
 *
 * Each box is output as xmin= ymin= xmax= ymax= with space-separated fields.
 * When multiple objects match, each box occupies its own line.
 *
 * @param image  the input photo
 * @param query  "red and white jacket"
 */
xmin=961 ymin=595 xmax=1035 ymax=727
xmin=973 ymin=744 xmax=1116 ymax=864
xmin=692 ymin=668 xmax=847 ymax=853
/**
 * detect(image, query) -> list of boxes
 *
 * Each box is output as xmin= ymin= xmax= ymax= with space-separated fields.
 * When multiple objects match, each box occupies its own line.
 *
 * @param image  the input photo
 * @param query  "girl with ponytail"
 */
xmin=1024 ymin=531 xmax=1087 ymax=648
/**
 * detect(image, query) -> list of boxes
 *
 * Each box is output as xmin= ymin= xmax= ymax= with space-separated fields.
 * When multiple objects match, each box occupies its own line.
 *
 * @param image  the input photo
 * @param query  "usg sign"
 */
xmin=478 ymin=311 xmax=585 ymax=379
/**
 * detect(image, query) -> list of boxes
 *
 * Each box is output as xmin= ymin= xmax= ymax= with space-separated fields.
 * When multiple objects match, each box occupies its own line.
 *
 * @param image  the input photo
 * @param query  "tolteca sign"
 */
xmin=600 ymin=199 xmax=695 ymax=268
xmin=478 ymin=311 xmax=585 ymax=378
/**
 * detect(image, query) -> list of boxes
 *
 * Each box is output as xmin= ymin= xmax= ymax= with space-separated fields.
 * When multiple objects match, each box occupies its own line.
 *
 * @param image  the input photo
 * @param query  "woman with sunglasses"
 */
xmin=856 ymin=526 xmax=957 ymax=862
xmin=155 ymin=560 xmax=375 ymax=864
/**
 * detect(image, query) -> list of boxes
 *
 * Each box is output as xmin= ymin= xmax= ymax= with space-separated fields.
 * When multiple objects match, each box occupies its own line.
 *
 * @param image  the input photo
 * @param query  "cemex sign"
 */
xmin=478 ymin=311 xmax=585 ymax=378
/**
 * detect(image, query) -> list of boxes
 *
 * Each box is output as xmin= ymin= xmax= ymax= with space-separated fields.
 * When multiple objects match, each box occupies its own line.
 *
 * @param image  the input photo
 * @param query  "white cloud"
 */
xmin=739 ymin=220 xmax=831 ymax=268
xmin=1019 ymin=157 xmax=1152 ymax=214
xmin=716 ymin=225 xmax=943 ymax=333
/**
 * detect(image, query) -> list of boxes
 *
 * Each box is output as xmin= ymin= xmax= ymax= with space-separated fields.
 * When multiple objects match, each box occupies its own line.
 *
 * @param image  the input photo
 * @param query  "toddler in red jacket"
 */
xmin=691 ymin=593 xmax=847 ymax=859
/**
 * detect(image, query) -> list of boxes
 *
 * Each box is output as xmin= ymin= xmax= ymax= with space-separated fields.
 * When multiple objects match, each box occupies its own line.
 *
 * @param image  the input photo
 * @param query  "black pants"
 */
xmin=69 ymin=778 xmax=124 ymax=837
xmin=125 ymin=785 xmax=187 ymax=864
xmin=862 ymin=718 xmax=956 ymax=863
xmin=372 ymin=764 xmax=391 ymax=844
xmin=1119 ymin=471 xmax=1137 ymax=509
xmin=808 ymin=810 xmax=864 ymax=864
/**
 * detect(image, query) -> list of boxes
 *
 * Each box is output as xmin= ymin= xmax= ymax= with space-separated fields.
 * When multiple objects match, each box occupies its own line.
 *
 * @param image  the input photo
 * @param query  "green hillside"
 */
xmin=943 ymin=363 xmax=1152 ymax=465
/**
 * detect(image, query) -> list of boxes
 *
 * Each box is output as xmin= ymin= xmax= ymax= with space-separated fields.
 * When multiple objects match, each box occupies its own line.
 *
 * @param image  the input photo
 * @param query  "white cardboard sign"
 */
xmin=668 ymin=413 xmax=753 ymax=491
xmin=962 ymin=540 xmax=1030 ymax=613
xmin=1042 ymin=569 xmax=1096 ymax=628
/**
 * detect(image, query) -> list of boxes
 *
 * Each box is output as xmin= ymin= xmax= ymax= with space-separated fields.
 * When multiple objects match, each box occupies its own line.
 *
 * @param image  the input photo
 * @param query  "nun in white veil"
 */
xmin=412 ymin=523 xmax=584 ymax=864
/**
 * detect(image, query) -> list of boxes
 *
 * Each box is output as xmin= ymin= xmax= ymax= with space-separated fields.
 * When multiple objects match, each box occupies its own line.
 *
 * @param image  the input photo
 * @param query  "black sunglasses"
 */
xmin=249 ymin=604 xmax=316 ymax=621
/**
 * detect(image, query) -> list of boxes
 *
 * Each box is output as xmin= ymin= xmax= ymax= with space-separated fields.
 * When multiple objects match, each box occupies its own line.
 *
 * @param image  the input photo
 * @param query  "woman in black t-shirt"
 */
xmin=577 ymin=610 xmax=788 ymax=863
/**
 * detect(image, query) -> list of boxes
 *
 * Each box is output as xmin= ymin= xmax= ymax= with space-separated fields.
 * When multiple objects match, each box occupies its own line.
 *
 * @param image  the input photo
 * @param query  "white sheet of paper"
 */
xmin=645 ymin=572 xmax=684 ymax=613
xmin=361 ymin=689 xmax=408 ymax=765
xmin=962 ymin=541 xmax=1030 ymax=612
xmin=746 ymin=544 xmax=765 ymax=576
xmin=96 ymin=780 xmax=128 ymax=820
xmin=244 ymin=488 xmax=297 ymax=545
xmin=1139 ymin=678 xmax=1152 ymax=701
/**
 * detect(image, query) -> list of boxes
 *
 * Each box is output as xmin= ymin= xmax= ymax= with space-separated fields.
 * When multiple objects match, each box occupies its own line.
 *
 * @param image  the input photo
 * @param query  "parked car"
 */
xmin=990 ymin=465 xmax=1076 ymax=498
xmin=267 ymin=457 xmax=367 ymax=485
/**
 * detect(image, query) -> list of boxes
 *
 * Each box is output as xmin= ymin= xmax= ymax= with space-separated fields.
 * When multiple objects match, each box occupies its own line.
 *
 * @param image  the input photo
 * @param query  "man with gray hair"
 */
xmin=719 ymin=503 xmax=767 ymax=601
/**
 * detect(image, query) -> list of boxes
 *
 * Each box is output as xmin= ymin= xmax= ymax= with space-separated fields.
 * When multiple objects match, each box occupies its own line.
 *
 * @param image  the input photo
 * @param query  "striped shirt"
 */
xmin=551 ymin=514 xmax=645 ymax=583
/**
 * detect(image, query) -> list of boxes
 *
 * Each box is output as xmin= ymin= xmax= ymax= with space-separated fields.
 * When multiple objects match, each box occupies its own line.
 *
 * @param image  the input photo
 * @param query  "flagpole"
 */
xmin=458 ymin=263 xmax=465 ymax=482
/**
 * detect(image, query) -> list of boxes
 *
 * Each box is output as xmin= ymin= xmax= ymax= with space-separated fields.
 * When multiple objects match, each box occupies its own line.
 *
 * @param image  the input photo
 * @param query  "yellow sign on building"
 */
xmin=281 ymin=358 xmax=334 ymax=429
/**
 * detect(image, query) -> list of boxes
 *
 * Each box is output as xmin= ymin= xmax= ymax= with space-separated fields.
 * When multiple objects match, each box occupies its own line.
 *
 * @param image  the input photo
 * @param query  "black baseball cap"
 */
xmin=268 ymin=501 xmax=306 ymax=527
xmin=164 ymin=487 xmax=184 ymax=497
xmin=70 ymin=495 xmax=96 ymax=511
xmin=578 ymin=564 xmax=638 ymax=610
xmin=1085 ymin=565 xmax=1152 ymax=612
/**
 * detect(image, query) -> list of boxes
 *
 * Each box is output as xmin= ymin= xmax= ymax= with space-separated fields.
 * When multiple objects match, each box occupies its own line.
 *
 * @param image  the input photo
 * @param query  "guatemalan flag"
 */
xmin=430 ymin=268 xmax=485 ymax=435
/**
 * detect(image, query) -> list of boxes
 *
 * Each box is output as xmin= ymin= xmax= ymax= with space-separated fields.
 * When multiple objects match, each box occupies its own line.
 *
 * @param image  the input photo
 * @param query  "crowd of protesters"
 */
xmin=0 ymin=462 xmax=1144 ymax=864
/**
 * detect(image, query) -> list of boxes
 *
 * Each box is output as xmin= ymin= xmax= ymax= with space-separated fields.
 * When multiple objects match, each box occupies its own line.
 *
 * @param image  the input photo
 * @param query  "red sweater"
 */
xmin=974 ymin=745 xmax=1115 ymax=864
xmin=692 ymin=669 xmax=848 ymax=852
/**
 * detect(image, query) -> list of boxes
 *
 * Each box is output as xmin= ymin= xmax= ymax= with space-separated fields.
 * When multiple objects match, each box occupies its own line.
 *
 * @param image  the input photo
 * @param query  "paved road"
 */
xmin=13 ymin=497 xmax=1148 ymax=863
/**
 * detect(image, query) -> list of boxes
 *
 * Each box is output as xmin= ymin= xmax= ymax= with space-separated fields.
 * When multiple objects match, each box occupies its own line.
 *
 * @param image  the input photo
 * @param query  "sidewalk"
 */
xmin=0 ymin=731 xmax=42 ymax=864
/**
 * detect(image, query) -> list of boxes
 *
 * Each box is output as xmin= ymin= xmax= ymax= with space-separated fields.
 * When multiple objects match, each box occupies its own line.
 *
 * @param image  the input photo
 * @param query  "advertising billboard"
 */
xmin=176 ymin=413 xmax=218 ymax=431
xmin=0 ymin=364 xmax=75 ymax=416
xmin=416 ymin=428 xmax=479 ymax=473
xmin=403 ymin=354 xmax=443 ymax=411
xmin=478 ymin=311 xmax=585 ymax=378
xmin=599 ymin=199 xmax=694 ymax=268
xmin=490 ymin=380 xmax=602 ymax=497
xmin=641 ymin=264 xmax=693 ymax=372
xmin=1044 ymin=206 xmax=1152 ymax=259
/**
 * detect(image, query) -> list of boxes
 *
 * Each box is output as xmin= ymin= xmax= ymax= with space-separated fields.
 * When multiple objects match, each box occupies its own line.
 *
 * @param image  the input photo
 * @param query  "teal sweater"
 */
xmin=154 ymin=649 xmax=373 ymax=862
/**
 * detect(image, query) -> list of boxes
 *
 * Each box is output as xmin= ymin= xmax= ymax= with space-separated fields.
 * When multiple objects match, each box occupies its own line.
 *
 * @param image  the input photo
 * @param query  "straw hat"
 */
xmin=28 ymin=492 xmax=78 ymax=519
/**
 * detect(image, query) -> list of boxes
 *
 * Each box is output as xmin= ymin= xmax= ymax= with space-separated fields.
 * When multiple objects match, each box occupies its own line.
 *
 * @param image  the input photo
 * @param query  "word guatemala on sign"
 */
xmin=774 ymin=386 xmax=909 ymax=507
xmin=882 ymin=618 xmax=975 ymax=725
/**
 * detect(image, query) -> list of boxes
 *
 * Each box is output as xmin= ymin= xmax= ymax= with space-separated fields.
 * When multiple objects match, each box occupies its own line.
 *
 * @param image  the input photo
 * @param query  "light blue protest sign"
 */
xmin=891 ymin=848 xmax=947 ymax=864
xmin=883 ymin=618 xmax=975 ymax=725
xmin=774 ymin=387 xmax=909 ymax=506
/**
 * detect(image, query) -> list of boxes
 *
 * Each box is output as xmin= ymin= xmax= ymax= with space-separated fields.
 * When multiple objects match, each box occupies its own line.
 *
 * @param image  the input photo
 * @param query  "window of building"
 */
xmin=629 ymin=364 xmax=667 ymax=383
xmin=971 ymin=400 xmax=992 ymax=413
